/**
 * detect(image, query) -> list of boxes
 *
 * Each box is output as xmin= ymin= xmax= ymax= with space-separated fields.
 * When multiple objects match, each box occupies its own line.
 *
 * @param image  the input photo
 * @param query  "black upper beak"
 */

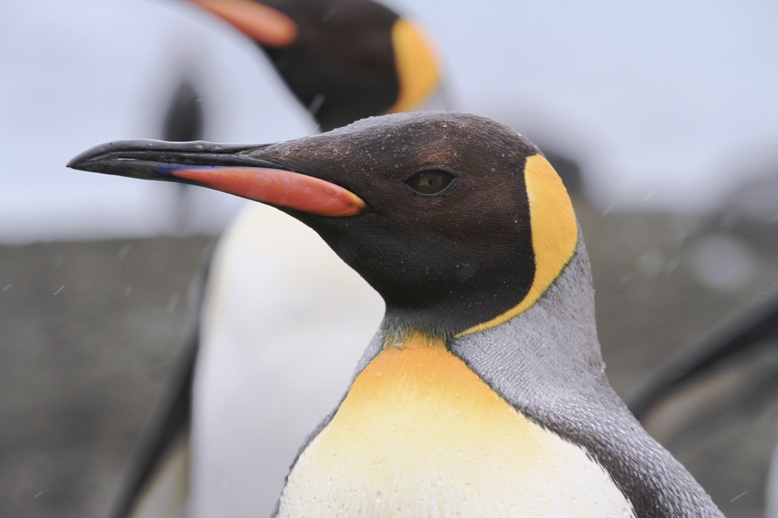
xmin=67 ymin=139 xmax=278 ymax=181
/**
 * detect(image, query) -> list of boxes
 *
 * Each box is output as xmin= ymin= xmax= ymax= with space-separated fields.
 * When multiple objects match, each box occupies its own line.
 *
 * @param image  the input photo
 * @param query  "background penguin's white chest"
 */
xmin=277 ymin=338 xmax=635 ymax=517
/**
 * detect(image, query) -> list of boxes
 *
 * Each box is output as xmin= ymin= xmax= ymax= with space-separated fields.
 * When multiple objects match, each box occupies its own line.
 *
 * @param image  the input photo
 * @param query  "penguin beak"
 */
xmin=188 ymin=0 xmax=297 ymax=48
xmin=67 ymin=139 xmax=365 ymax=217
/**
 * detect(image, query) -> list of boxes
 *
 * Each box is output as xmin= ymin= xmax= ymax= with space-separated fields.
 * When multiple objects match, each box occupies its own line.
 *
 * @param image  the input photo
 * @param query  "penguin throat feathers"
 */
xmin=451 ymin=238 xmax=606 ymax=393
xmin=382 ymin=331 xmax=446 ymax=351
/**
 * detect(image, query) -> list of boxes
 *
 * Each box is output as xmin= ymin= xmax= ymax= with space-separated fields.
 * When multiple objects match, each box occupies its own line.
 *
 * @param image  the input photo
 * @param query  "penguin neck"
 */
xmin=375 ymin=237 xmax=604 ymax=390
xmin=449 ymin=238 xmax=610 ymax=404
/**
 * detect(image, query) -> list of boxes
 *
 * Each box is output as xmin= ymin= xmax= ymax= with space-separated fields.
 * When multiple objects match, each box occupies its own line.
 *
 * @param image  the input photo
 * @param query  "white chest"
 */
xmin=277 ymin=339 xmax=634 ymax=517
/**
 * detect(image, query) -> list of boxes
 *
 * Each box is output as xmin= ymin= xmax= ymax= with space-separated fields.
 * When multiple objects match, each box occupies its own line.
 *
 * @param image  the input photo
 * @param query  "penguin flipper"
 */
xmin=108 ymin=249 xmax=213 ymax=518
xmin=124 ymin=431 xmax=191 ymax=518
xmin=637 ymin=343 xmax=778 ymax=447
xmin=627 ymin=289 xmax=778 ymax=420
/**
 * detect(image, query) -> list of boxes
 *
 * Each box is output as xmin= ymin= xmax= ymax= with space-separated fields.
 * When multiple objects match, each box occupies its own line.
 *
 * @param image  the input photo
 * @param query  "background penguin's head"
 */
xmin=188 ymin=0 xmax=443 ymax=130
xmin=69 ymin=112 xmax=576 ymax=337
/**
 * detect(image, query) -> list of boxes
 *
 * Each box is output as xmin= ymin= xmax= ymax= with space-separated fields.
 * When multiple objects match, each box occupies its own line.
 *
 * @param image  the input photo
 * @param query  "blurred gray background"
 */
xmin=1 ymin=0 xmax=777 ymax=516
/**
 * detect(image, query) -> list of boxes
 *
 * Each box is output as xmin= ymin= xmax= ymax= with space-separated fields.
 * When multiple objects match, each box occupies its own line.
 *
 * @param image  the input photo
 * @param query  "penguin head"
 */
xmin=187 ymin=0 xmax=442 ymax=129
xmin=69 ymin=112 xmax=576 ymax=338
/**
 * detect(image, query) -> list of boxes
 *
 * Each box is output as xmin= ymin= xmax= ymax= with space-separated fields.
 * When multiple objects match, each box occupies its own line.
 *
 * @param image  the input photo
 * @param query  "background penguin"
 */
xmin=187 ymin=0 xmax=448 ymax=130
xmin=69 ymin=111 xmax=724 ymax=516
xmin=106 ymin=1 xmax=449 ymax=517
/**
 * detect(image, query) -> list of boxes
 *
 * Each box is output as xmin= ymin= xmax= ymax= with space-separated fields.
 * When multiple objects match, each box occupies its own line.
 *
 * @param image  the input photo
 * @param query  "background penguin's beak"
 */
xmin=67 ymin=139 xmax=365 ymax=217
xmin=187 ymin=0 xmax=298 ymax=48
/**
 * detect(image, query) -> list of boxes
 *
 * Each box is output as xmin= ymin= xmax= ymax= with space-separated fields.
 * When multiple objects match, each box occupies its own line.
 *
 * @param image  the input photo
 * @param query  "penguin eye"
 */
xmin=403 ymin=169 xmax=454 ymax=195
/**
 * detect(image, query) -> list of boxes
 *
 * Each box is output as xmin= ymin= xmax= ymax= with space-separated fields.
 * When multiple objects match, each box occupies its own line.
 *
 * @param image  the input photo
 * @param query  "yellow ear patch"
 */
xmin=459 ymin=154 xmax=578 ymax=336
xmin=385 ymin=19 xmax=441 ymax=114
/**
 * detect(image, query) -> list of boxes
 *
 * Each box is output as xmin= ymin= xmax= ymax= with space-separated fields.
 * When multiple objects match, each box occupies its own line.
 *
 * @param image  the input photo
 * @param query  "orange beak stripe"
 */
xmin=172 ymin=167 xmax=365 ymax=217
xmin=189 ymin=0 xmax=297 ymax=48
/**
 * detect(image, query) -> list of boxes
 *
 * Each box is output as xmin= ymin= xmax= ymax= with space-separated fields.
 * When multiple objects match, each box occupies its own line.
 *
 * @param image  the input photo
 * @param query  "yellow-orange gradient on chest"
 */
xmin=278 ymin=335 xmax=634 ymax=517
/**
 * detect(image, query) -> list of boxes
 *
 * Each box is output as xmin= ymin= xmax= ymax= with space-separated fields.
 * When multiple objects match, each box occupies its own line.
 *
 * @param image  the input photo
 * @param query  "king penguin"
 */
xmin=69 ymin=111 xmax=724 ymax=517
xmin=106 ymin=1 xmax=448 ymax=517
